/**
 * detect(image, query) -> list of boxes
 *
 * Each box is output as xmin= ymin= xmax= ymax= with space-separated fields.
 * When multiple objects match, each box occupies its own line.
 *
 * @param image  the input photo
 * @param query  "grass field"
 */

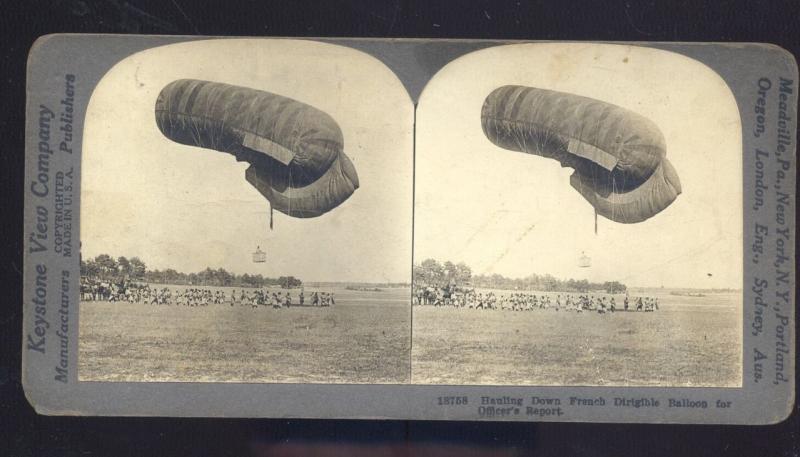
xmin=411 ymin=290 xmax=742 ymax=387
xmin=79 ymin=286 xmax=411 ymax=383
xmin=81 ymin=285 xmax=741 ymax=387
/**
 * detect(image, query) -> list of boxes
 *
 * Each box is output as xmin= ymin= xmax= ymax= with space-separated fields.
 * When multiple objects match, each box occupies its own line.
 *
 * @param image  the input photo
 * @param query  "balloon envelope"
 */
xmin=155 ymin=79 xmax=359 ymax=218
xmin=481 ymin=85 xmax=681 ymax=223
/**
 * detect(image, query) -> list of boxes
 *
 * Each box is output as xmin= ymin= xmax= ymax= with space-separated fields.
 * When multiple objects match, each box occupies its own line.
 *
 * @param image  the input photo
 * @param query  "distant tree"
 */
xmin=603 ymin=281 xmax=627 ymax=294
xmin=454 ymin=262 xmax=472 ymax=287
xmin=199 ymin=267 xmax=215 ymax=285
xmin=416 ymin=258 xmax=445 ymax=287
xmin=129 ymin=257 xmax=146 ymax=280
xmin=418 ymin=258 xmax=631 ymax=294
xmin=412 ymin=264 xmax=424 ymax=287
xmin=82 ymin=253 xmax=310 ymax=289
xmin=164 ymin=268 xmax=179 ymax=283
xmin=443 ymin=261 xmax=456 ymax=285
xmin=94 ymin=254 xmax=117 ymax=279
xmin=542 ymin=274 xmax=558 ymax=291
xmin=145 ymin=269 xmax=161 ymax=283
xmin=217 ymin=268 xmax=232 ymax=286
xmin=565 ymin=278 xmax=576 ymax=291
xmin=117 ymin=256 xmax=131 ymax=278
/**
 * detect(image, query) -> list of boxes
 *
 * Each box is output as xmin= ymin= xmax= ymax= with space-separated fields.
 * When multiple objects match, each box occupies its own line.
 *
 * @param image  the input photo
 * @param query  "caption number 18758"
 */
xmin=437 ymin=396 xmax=469 ymax=406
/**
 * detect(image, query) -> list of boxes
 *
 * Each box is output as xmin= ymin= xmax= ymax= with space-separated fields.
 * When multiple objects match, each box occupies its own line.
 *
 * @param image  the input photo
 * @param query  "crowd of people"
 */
xmin=413 ymin=287 xmax=659 ymax=313
xmin=80 ymin=278 xmax=335 ymax=308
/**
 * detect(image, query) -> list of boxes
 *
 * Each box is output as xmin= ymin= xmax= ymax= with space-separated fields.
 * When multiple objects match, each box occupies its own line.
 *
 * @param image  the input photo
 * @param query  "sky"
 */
xmin=81 ymin=39 xmax=414 ymax=283
xmin=413 ymin=43 xmax=743 ymax=289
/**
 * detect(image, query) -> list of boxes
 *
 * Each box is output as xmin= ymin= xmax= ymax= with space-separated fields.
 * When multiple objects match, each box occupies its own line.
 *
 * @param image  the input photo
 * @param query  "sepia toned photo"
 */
xmin=22 ymin=34 xmax=796 ymax=422
xmin=412 ymin=43 xmax=743 ymax=387
xmin=78 ymin=39 xmax=415 ymax=383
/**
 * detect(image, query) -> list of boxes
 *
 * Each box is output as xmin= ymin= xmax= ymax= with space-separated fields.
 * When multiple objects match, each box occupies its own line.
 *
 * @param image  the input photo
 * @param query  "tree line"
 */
xmin=413 ymin=258 xmax=627 ymax=294
xmin=80 ymin=254 xmax=302 ymax=288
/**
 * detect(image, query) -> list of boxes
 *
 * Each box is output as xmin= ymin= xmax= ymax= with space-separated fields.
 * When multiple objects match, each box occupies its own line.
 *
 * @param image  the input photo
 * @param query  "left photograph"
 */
xmin=78 ymin=39 xmax=414 ymax=383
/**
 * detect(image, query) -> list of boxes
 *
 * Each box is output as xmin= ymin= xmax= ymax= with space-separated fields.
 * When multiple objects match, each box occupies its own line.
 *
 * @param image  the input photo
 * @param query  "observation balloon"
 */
xmin=155 ymin=79 xmax=359 ymax=220
xmin=481 ymin=85 xmax=681 ymax=223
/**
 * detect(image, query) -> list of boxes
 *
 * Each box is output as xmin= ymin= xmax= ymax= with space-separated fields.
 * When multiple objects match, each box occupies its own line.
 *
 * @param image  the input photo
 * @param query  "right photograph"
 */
xmin=412 ymin=43 xmax=743 ymax=387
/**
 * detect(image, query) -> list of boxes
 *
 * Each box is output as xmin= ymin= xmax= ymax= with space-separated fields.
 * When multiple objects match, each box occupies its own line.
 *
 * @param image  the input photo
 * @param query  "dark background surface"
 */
xmin=2 ymin=1 xmax=799 ymax=456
